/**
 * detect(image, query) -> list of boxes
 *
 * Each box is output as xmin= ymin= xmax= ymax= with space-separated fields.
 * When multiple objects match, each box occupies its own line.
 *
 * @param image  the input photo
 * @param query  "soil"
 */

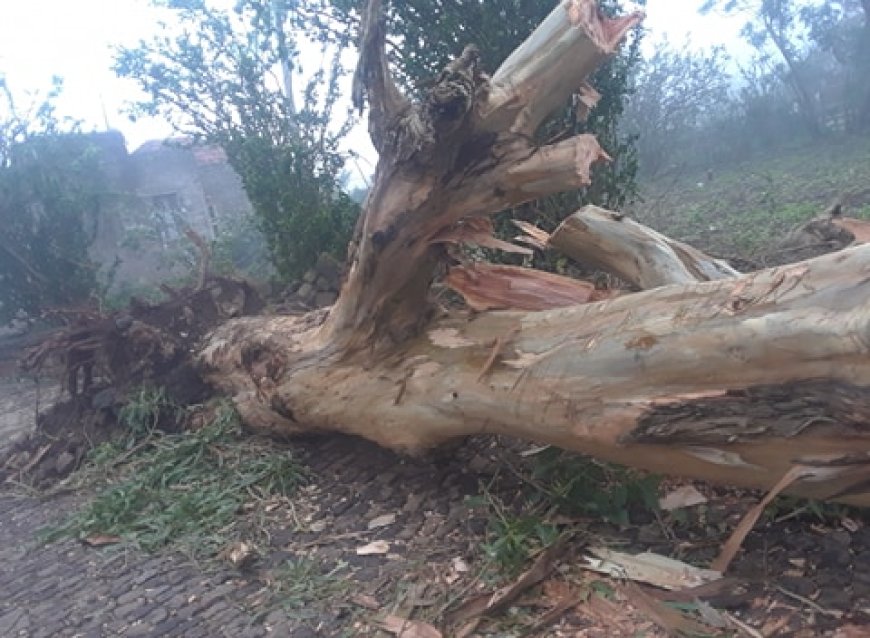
xmin=1 ymin=277 xmax=869 ymax=636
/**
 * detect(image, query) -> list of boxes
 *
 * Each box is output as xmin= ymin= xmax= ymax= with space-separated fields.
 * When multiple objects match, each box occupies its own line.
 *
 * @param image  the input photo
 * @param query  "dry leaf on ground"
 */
xmin=659 ymin=485 xmax=708 ymax=511
xmin=619 ymin=582 xmax=716 ymax=636
xmin=712 ymin=465 xmax=806 ymax=572
xmin=367 ymin=513 xmax=397 ymax=530
xmin=376 ymin=614 xmax=443 ymax=638
xmin=218 ymin=541 xmax=256 ymax=568
xmin=349 ymin=593 xmax=381 ymax=610
xmin=82 ymin=534 xmax=122 ymax=547
xmin=356 ymin=540 xmax=390 ymax=555
xmin=447 ymin=537 xmax=567 ymax=631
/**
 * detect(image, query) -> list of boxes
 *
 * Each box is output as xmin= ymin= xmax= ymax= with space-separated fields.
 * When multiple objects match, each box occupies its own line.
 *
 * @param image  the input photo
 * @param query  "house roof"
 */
xmin=132 ymin=137 xmax=229 ymax=166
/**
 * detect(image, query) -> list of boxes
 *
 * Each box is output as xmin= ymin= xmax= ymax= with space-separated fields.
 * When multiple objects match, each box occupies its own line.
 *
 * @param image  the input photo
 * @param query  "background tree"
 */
xmin=114 ymin=0 xmax=360 ymax=282
xmin=701 ymin=0 xmax=870 ymax=136
xmin=0 ymin=77 xmax=101 ymax=323
xmin=701 ymin=0 xmax=823 ymax=136
xmin=800 ymin=0 xmax=870 ymax=130
xmin=622 ymin=43 xmax=731 ymax=177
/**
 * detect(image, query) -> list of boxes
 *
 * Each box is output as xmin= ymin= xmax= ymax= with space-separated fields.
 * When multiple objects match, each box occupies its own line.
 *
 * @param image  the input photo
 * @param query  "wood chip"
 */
xmin=356 ymin=540 xmax=390 ymax=555
xmin=367 ymin=513 xmax=397 ymax=530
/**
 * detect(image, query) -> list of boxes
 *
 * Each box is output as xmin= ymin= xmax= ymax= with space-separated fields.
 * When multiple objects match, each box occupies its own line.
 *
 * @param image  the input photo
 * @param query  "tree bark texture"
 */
xmin=200 ymin=0 xmax=870 ymax=505
xmin=516 ymin=206 xmax=739 ymax=289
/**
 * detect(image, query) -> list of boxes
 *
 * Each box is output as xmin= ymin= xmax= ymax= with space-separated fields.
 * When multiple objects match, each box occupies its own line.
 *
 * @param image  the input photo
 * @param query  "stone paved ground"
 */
xmin=0 ymin=428 xmax=540 ymax=638
xmin=0 ymin=494 xmax=295 ymax=637
xmin=2 ymin=329 xmax=869 ymax=636
xmin=4 ymin=432 xmax=870 ymax=636
xmin=0 ymin=378 xmax=43 ymax=447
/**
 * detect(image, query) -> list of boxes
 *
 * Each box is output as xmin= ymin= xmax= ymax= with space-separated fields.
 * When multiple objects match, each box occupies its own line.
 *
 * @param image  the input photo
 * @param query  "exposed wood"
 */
xmin=201 ymin=245 xmax=870 ymax=505
xmin=480 ymin=0 xmax=644 ymax=135
xmin=431 ymin=217 xmax=533 ymax=256
xmin=517 ymin=206 xmax=739 ymax=289
xmin=327 ymin=0 xmax=625 ymax=350
xmin=766 ymin=210 xmax=870 ymax=267
xmin=195 ymin=0 xmax=870 ymax=508
xmin=831 ymin=216 xmax=870 ymax=244
xmin=445 ymin=263 xmax=613 ymax=311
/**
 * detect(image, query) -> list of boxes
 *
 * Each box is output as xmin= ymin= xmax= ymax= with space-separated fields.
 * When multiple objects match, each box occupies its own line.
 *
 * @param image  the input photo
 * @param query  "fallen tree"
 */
xmin=194 ymin=0 xmax=869 ymax=505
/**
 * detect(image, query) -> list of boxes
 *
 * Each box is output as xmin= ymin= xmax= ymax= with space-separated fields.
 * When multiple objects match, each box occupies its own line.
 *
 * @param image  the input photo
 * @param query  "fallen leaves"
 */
xmin=350 ymin=593 xmax=381 ymax=610
xmin=619 ymin=582 xmax=717 ymax=636
xmin=376 ymin=615 xmax=443 ymax=638
xmin=218 ymin=540 xmax=257 ymax=568
xmin=218 ymin=541 xmax=257 ymax=569
xmin=447 ymin=538 xmax=566 ymax=636
xmin=81 ymin=534 xmax=122 ymax=547
xmin=658 ymin=484 xmax=708 ymax=511
xmin=367 ymin=513 xmax=397 ymax=530
xmin=445 ymin=557 xmax=470 ymax=585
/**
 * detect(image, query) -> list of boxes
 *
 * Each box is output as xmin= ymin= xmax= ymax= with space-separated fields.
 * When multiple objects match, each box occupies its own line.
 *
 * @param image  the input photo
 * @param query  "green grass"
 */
xmin=634 ymin=133 xmax=870 ymax=257
xmin=265 ymin=558 xmax=351 ymax=620
xmin=44 ymin=400 xmax=309 ymax=556
xmin=474 ymin=451 xmax=660 ymax=578
xmin=118 ymin=385 xmax=175 ymax=440
xmin=477 ymin=490 xmax=560 ymax=577
xmin=530 ymin=448 xmax=661 ymax=526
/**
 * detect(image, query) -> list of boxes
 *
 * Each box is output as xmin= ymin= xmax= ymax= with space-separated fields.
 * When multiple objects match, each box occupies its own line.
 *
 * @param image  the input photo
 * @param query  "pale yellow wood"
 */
xmin=547 ymin=206 xmax=739 ymax=288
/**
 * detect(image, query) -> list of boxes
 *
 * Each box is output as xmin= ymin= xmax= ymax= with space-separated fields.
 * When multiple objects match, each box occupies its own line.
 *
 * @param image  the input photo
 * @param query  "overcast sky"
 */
xmin=0 ymin=0 xmax=746 ymax=160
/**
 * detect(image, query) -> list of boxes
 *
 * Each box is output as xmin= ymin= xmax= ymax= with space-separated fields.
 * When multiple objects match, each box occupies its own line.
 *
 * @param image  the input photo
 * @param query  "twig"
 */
xmin=287 ymin=530 xmax=371 ymax=550
xmin=722 ymin=610 xmax=764 ymax=638
xmin=774 ymin=585 xmax=844 ymax=619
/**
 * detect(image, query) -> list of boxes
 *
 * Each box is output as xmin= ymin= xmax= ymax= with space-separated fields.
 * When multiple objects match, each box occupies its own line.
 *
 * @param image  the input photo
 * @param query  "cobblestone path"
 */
xmin=0 ymin=495 xmax=294 ymax=638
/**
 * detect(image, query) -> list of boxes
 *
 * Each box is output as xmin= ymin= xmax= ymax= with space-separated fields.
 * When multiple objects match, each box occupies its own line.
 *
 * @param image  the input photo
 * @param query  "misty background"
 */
xmin=1 ymin=0 xmax=868 ymax=321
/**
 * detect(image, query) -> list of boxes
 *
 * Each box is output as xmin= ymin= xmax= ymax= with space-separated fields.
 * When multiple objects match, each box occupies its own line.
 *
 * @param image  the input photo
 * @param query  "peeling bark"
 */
xmin=445 ymin=262 xmax=613 ymax=311
xmin=198 ymin=0 xmax=870 ymax=505
xmin=202 ymin=246 xmax=870 ymax=505
xmin=327 ymin=0 xmax=637 ymax=351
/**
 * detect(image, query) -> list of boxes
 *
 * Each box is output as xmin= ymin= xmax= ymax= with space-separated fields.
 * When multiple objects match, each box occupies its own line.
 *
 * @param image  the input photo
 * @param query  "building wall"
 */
xmin=86 ymin=133 xmax=259 ymax=296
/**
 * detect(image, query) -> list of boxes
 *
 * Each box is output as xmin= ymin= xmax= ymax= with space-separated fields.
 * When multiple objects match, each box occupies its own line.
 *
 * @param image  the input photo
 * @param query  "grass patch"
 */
xmin=475 ymin=450 xmax=660 ymax=578
xmin=266 ymin=558 xmax=351 ymax=620
xmin=44 ymin=399 xmax=309 ymax=556
xmin=477 ymin=490 xmax=559 ymax=577
xmin=530 ymin=449 xmax=661 ymax=526
xmin=117 ymin=385 xmax=175 ymax=440
xmin=635 ymin=134 xmax=870 ymax=257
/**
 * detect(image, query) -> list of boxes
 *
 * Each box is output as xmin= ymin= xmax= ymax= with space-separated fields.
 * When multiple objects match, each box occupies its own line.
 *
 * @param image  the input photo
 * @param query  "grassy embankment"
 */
xmin=633 ymin=134 xmax=870 ymax=260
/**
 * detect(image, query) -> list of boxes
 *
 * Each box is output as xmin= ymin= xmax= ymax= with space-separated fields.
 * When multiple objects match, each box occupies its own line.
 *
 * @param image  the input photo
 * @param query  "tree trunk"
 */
xmin=200 ymin=0 xmax=870 ymax=505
